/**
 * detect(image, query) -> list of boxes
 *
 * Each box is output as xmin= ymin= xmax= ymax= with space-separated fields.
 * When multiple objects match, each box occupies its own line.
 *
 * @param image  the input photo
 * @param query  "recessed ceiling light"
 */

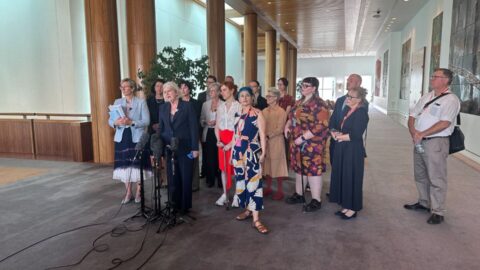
xmin=286 ymin=22 xmax=289 ymax=25
xmin=292 ymin=29 xmax=295 ymax=31
xmin=403 ymin=0 xmax=409 ymax=2
xmin=392 ymin=17 xmax=397 ymax=20
xmin=268 ymin=1 xmax=272 ymax=4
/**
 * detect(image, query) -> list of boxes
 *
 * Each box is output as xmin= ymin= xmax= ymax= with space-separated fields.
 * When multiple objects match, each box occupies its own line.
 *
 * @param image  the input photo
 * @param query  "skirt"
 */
xmin=113 ymin=128 xmax=152 ymax=183
xmin=218 ymin=129 xmax=234 ymax=190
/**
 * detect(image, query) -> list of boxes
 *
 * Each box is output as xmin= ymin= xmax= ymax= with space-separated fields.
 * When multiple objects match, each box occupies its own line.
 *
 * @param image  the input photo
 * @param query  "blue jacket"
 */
xmin=108 ymin=96 xmax=150 ymax=143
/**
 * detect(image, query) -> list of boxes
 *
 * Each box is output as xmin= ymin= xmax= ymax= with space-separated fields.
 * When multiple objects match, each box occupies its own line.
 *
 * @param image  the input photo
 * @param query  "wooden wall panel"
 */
xmin=0 ymin=119 xmax=34 ymax=156
xmin=71 ymin=122 xmax=94 ymax=162
xmin=34 ymin=120 xmax=74 ymax=160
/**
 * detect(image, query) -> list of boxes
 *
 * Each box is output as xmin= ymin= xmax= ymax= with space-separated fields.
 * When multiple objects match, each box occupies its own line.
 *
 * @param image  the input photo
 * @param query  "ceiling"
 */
xmin=224 ymin=0 xmax=430 ymax=58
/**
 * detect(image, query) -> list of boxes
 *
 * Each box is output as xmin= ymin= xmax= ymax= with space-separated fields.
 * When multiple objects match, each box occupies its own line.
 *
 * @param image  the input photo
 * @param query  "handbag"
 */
xmin=449 ymin=114 xmax=465 ymax=154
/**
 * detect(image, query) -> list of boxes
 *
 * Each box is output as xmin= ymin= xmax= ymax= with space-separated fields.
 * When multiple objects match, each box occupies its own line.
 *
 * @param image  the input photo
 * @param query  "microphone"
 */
xmin=150 ymin=133 xmax=164 ymax=161
xmin=133 ymin=132 xmax=150 ymax=161
xmin=135 ymin=132 xmax=150 ymax=151
xmin=167 ymin=137 xmax=179 ymax=152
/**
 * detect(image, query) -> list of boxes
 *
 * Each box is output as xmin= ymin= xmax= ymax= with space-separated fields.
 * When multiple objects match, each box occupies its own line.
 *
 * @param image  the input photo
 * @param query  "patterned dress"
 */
xmin=232 ymin=108 xmax=264 ymax=211
xmin=288 ymin=95 xmax=330 ymax=176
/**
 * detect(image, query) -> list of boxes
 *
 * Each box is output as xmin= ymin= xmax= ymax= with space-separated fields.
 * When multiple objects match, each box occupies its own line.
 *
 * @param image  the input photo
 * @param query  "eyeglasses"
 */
xmin=301 ymin=84 xmax=313 ymax=88
xmin=265 ymin=95 xmax=277 ymax=98
xmin=346 ymin=94 xmax=359 ymax=100
xmin=430 ymin=75 xmax=447 ymax=79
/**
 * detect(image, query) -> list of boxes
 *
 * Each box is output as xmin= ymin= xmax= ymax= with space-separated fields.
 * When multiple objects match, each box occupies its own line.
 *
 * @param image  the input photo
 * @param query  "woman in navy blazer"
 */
xmin=108 ymin=78 xmax=151 ymax=204
xmin=158 ymin=82 xmax=199 ymax=214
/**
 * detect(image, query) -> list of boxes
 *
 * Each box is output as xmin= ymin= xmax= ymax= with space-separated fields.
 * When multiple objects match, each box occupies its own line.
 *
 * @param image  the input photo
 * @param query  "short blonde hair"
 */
xmin=121 ymin=78 xmax=137 ymax=91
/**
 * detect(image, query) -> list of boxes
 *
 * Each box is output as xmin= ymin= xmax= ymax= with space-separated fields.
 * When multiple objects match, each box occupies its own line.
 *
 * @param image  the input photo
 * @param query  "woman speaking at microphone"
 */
xmin=108 ymin=78 xmax=151 ymax=205
xmin=158 ymin=82 xmax=199 ymax=214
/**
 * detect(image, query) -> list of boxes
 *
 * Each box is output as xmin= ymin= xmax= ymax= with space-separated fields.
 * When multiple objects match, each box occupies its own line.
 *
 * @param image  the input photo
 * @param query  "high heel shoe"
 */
xmin=341 ymin=211 xmax=357 ymax=220
xmin=121 ymin=196 xmax=134 ymax=204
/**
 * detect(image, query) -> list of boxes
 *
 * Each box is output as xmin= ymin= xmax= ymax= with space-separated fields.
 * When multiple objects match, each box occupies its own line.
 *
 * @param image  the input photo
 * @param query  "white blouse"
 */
xmin=200 ymin=100 xmax=222 ymax=142
xmin=217 ymin=100 xmax=240 ymax=131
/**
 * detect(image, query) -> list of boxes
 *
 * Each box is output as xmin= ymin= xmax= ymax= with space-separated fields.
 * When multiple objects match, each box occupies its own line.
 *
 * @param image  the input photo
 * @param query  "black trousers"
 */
xmin=166 ymin=150 xmax=194 ymax=211
xmin=205 ymin=128 xmax=221 ymax=186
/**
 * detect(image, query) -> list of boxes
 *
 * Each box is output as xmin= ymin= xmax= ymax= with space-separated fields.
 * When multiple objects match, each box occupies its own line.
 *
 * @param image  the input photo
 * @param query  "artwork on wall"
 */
xmin=375 ymin=59 xmax=381 ymax=96
xmin=429 ymin=12 xmax=443 ymax=82
xmin=382 ymin=50 xmax=389 ymax=97
xmin=410 ymin=47 xmax=426 ymax=108
xmin=400 ymin=39 xmax=412 ymax=100
xmin=449 ymin=0 xmax=480 ymax=115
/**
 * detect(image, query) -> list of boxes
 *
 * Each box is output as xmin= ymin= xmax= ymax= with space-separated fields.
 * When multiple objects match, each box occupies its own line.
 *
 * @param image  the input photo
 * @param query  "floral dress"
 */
xmin=232 ymin=109 xmax=264 ymax=211
xmin=288 ymin=95 xmax=330 ymax=176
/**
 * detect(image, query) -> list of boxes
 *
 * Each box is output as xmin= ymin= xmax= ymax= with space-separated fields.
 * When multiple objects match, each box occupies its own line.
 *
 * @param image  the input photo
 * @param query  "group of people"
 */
xmin=109 ymin=67 xmax=461 ymax=235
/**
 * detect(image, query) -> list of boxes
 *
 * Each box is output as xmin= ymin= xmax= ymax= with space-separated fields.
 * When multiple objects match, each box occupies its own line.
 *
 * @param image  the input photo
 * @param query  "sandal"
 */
xmin=252 ymin=220 xmax=269 ymax=234
xmin=235 ymin=210 xmax=252 ymax=221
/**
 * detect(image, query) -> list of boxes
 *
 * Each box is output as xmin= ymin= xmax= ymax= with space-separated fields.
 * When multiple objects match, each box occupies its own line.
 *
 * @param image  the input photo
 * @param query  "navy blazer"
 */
xmin=329 ymin=95 xmax=348 ymax=131
xmin=158 ymin=99 xmax=199 ymax=155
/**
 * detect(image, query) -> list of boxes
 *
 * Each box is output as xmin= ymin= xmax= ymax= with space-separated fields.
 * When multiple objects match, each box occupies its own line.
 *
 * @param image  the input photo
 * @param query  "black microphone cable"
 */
xmin=0 ymin=136 xmax=148 ymax=267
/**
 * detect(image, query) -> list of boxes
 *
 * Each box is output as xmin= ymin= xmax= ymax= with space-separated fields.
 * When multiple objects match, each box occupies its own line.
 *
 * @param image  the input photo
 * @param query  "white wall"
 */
xmin=258 ymin=56 xmax=375 ymax=98
xmin=154 ymin=0 xmax=242 ymax=88
xmin=0 ymin=0 xmax=90 ymax=114
xmin=373 ymin=0 xmax=480 ymax=159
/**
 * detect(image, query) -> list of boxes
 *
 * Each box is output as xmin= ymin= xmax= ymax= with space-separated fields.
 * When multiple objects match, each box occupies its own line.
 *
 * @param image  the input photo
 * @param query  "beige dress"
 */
xmin=262 ymin=105 xmax=289 ymax=178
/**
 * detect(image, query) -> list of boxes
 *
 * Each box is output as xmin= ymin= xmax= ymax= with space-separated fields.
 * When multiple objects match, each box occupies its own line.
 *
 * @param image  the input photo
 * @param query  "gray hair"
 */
xmin=267 ymin=87 xmax=280 ymax=99
xmin=208 ymin=82 xmax=221 ymax=94
xmin=163 ymin=81 xmax=181 ymax=101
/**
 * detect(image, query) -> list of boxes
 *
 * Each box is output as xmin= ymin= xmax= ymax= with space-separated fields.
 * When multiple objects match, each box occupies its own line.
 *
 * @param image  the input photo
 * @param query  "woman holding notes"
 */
xmin=108 ymin=78 xmax=151 ymax=205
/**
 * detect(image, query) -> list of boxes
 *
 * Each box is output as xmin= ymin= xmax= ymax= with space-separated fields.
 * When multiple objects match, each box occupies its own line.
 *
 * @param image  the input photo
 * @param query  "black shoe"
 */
xmin=335 ymin=210 xmax=345 ymax=216
xmin=341 ymin=211 xmax=357 ymax=220
xmin=304 ymin=199 xmax=321 ymax=212
xmin=404 ymin=202 xmax=429 ymax=211
xmin=285 ymin=193 xmax=305 ymax=204
xmin=427 ymin=214 xmax=444 ymax=225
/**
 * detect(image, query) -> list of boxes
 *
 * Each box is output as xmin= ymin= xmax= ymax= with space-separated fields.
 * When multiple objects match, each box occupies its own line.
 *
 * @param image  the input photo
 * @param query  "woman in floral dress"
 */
xmin=284 ymin=77 xmax=330 ymax=212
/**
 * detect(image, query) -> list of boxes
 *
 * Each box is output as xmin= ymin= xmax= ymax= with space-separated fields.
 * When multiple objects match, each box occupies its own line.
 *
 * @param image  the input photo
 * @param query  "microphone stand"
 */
xmin=300 ymin=142 xmax=307 ymax=213
xmin=127 ymin=149 xmax=152 ymax=221
xmin=157 ymin=147 xmax=179 ymax=232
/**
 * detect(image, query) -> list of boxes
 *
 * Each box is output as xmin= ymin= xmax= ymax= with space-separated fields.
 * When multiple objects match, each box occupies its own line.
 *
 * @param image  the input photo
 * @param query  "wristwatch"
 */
xmin=131 ymin=121 xmax=136 ymax=127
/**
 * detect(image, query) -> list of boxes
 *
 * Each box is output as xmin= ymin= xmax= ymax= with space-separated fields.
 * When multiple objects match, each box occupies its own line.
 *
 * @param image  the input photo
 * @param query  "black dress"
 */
xmin=146 ymin=95 xmax=165 ymax=134
xmin=329 ymin=105 xmax=369 ymax=211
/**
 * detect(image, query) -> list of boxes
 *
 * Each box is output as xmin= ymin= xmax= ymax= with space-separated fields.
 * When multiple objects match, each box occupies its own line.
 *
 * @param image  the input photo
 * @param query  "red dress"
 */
xmin=279 ymin=94 xmax=295 ymax=112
